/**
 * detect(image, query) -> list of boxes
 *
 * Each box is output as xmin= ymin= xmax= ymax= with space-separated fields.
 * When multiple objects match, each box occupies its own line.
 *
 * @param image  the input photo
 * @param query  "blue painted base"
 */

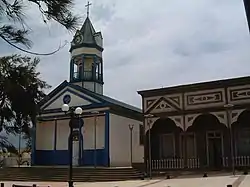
xmin=35 ymin=149 xmax=109 ymax=166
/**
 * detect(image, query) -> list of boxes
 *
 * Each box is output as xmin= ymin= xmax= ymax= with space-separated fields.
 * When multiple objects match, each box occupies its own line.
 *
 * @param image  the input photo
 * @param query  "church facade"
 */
xmin=31 ymin=16 xmax=144 ymax=167
xmin=138 ymin=76 xmax=250 ymax=171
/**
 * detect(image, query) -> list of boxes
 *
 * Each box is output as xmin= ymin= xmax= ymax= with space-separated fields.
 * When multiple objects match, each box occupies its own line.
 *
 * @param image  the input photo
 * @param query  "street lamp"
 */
xmin=61 ymin=104 xmax=83 ymax=187
xmin=128 ymin=124 xmax=134 ymax=167
xmin=91 ymin=111 xmax=99 ymax=168
xmin=224 ymin=103 xmax=235 ymax=176
xmin=144 ymin=114 xmax=154 ymax=179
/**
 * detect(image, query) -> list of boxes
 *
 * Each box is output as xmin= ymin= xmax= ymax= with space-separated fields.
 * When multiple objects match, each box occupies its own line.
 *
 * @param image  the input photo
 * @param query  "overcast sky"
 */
xmin=1 ymin=0 xmax=250 ymax=108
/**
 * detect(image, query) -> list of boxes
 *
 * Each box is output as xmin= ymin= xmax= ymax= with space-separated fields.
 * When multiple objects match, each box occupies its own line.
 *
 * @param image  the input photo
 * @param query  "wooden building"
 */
xmin=138 ymin=76 xmax=250 ymax=171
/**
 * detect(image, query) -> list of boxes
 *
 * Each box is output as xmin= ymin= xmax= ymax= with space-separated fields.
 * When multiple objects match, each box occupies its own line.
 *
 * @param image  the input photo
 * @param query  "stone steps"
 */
xmin=0 ymin=167 xmax=144 ymax=182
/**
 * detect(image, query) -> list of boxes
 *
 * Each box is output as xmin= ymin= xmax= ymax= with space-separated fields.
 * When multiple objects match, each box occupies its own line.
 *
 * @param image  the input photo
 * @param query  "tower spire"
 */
xmin=85 ymin=1 xmax=92 ymax=17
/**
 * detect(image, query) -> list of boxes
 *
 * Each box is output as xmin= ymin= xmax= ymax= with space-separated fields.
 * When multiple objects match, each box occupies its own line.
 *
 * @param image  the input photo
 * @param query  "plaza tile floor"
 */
xmin=1 ymin=175 xmax=250 ymax=187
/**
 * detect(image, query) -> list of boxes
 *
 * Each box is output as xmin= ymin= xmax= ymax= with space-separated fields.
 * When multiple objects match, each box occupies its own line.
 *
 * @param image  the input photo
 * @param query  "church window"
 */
xmin=73 ymin=56 xmax=83 ymax=79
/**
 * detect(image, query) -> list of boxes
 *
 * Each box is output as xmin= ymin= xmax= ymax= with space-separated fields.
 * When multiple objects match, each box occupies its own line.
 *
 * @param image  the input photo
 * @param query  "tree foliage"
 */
xmin=0 ymin=0 xmax=80 ymax=54
xmin=0 ymin=55 xmax=50 ymax=151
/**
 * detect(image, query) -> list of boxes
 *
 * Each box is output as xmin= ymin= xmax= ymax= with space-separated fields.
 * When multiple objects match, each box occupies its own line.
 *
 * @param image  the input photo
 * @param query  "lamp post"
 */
xmin=61 ymin=104 xmax=83 ymax=187
xmin=144 ymin=114 xmax=154 ymax=179
xmin=91 ymin=111 xmax=99 ymax=168
xmin=224 ymin=103 xmax=235 ymax=176
xmin=128 ymin=124 xmax=134 ymax=167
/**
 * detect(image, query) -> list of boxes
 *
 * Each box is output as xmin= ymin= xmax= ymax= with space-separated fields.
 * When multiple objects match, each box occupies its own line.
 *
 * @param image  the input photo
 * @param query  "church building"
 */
xmin=138 ymin=76 xmax=250 ymax=171
xmin=32 ymin=15 xmax=144 ymax=167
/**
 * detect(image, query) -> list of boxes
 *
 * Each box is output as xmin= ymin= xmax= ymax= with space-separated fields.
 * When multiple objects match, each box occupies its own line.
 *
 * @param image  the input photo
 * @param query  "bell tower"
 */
xmin=69 ymin=3 xmax=104 ymax=94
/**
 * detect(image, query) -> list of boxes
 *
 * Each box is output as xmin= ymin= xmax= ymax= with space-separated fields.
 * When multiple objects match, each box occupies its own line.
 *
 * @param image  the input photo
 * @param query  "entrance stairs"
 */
xmin=0 ymin=167 xmax=144 ymax=182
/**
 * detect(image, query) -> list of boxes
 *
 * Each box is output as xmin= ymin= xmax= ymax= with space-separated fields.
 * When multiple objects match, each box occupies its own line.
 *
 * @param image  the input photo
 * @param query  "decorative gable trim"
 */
xmin=147 ymin=97 xmax=180 ymax=113
xmin=41 ymin=88 xmax=101 ymax=110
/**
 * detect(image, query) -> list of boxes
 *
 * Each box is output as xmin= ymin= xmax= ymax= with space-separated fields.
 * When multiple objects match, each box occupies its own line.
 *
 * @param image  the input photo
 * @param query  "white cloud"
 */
xmin=1 ymin=0 xmax=250 ymax=109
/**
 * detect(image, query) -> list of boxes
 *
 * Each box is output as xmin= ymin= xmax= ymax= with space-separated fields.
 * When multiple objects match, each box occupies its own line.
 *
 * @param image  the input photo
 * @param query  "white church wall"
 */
xmin=109 ymin=113 xmax=143 ymax=167
xmin=36 ymin=121 xmax=54 ymax=150
xmin=56 ymin=119 xmax=70 ymax=150
xmin=82 ymin=116 xmax=105 ymax=150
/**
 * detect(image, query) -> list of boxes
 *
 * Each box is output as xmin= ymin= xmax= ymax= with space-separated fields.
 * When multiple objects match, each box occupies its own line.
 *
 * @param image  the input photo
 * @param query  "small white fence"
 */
xmin=223 ymin=156 xmax=250 ymax=167
xmin=149 ymin=158 xmax=200 ymax=170
xmin=150 ymin=156 xmax=250 ymax=170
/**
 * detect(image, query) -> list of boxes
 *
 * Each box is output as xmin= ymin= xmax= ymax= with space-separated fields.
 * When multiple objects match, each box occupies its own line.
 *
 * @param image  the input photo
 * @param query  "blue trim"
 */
xmin=35 ymin=149 xmax=107 ymax=166
xmin=41 ymin=88 xmax=100 ymax=110
xmin=31 ymin=120 xmax=36 ymax=166
xmin=104 ymin=111 xmax=110 ymax=166
xmin=54 ymin=120 xmax=57 ymax=150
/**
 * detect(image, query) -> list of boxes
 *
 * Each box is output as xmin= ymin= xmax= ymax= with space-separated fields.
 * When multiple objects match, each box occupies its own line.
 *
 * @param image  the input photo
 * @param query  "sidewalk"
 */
xmin=239 ymin=175 xmax=250 ymax=187
xmin=1 ymin=175 xmax=249 ymax=187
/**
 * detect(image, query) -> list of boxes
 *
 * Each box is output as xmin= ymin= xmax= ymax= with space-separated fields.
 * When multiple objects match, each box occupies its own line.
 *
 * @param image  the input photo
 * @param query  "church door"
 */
xmin=72 ymin=140 xmax=79 ymax=166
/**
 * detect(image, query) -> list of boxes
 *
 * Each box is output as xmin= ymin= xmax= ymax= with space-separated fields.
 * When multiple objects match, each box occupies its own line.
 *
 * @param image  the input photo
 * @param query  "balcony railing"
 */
xmin=73 ymin=71 xmax=102 ymax=82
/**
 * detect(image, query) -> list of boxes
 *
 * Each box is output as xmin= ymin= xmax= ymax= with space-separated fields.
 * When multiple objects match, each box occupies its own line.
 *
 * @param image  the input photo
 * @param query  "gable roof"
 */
xmin=39 ymin=81 xmax=142 ymax=114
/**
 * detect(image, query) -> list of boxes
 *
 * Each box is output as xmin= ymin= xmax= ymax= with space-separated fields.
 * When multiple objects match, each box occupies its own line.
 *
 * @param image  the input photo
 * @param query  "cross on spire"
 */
xmin=85 ymin=1 xmax=92 ymax=17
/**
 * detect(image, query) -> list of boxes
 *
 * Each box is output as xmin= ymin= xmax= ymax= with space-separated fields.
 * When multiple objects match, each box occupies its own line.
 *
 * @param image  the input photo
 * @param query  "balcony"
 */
xmin=73 ymin=71 xmax=102 ymax=82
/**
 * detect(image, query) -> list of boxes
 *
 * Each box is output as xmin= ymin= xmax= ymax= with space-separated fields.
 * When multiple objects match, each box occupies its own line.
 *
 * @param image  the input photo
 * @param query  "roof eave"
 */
xmin=138 ymin=76 xmax=250 ymax=97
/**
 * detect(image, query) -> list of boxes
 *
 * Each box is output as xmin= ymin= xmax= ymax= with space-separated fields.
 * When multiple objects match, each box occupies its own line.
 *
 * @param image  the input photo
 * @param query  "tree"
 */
xmin=0 ymin=54 xmax=50 ymax=151
xmin=0 ymin=0 xmax=80 ymax=55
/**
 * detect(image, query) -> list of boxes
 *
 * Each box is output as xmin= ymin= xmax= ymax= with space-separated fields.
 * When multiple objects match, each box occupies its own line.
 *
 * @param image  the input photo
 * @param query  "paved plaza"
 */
xmin=2 ymin=175 xmax=250 ymax=187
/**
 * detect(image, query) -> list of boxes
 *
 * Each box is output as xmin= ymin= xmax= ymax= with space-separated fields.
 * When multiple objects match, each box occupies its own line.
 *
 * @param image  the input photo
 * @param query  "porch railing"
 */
xmin=149 ymin=158 xmax=200 ymax=170
xmin=234 ymin=156 xmax=250 ymax=167
xmin=221 ymin=156 xmax=250 ymax=168
xmin=187 ymin=158 xmax=200 ymax=169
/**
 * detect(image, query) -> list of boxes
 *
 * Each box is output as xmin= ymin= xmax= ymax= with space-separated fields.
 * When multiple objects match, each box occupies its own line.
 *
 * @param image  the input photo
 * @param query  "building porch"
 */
xmin=145 ymin=110 xmax=250 ymax=172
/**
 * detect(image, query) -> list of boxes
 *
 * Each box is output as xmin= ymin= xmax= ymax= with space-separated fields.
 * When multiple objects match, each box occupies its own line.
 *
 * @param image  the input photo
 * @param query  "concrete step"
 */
xmin=0 ymin=167 xmax=144 ymax=182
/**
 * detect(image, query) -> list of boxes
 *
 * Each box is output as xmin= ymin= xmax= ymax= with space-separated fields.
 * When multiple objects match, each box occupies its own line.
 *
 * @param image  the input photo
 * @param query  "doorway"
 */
xmin=72 ymin=140 xmax=79 ymax=166
xmin=207 ymin=131 xmax=223 ymax=169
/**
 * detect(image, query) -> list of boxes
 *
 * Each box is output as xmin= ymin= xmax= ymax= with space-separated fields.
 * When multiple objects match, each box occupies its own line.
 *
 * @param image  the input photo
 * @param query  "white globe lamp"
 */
xmin=75 ymin=107 xmax=83 ymax=115
xmin=61 ymin=104 xmax=70 ymax=112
